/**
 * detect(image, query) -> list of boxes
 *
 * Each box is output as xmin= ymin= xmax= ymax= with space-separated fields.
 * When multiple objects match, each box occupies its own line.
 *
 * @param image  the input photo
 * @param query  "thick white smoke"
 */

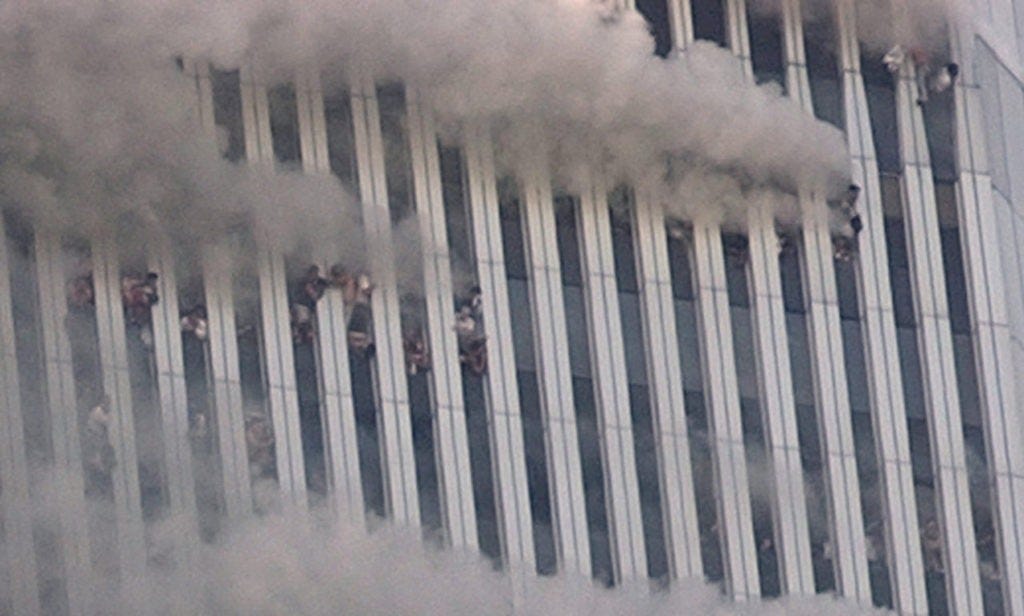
xmin=0 ymin=0 xmax=862 ymax=246
xmin=0 ymin=0 xmax=969 ymax=613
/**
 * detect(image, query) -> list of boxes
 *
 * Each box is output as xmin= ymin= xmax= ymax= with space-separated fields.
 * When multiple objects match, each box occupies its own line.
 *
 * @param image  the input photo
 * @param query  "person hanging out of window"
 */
xmin=180 ymin=304 xmax=209 ymax=341
xmin=722 ymin=233 xmax=750 ymax=268
xmin=403 ymin=325 xmax=431 ymax=375
xmin=82 ymin=397 xmax=116 ymax=497
xmin=121 ymin=272 xmax=160 ymax=347
xmin=454 ymin=286 xmax=487 ymax=375
xmin=244 ymin=412 xmax=276 ymax=479
xmin=289 ymin=265 xmax=329 ymax=345
xmin=921 ymin=517 xmax=945 ymax=573
xmin=67 ymin=258 xmax=95 ymax=309
xmin=832 ymin=184 xmax=863 ymax=261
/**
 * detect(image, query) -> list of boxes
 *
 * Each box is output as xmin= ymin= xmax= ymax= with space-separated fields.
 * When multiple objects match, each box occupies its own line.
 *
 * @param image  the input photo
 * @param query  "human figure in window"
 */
xmin=122 ymin=272 xmax=160 ymax=348
xmin=455 ymin=286 xmax=487 ymax=376
xmin=290 ymin=265 xmax=329 ymax=345
xmin=403 ymin=325 xmax=431 ymax=375
xmin=180 ymin=304 xmax=209 ymax=341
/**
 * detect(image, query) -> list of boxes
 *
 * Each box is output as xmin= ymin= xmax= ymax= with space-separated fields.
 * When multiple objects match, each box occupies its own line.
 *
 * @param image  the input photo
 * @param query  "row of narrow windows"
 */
xmin=1 ymin=9 xmax=1006 ymax=616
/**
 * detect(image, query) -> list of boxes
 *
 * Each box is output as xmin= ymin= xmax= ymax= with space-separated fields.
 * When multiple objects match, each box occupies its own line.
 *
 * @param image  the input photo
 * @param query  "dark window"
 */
xmin=210 ymin=68 xmax=245 ymax=162
xmin=747 ymin=7 xmax=785 ymax=90
xmin=324 ymin=93 xmax=359 ymax=193
xmin=691 ymin=0 xmax=727 ymax=46
xmin=636 ymin=0 xmax=673 ymax=57
xmin=862 ymin=48 xmax=901 ymax=173
xmin=608 ymin=195 xmax=668 ymax=581
xmin=555 ymin=196 xmax=613 ymax=582
xmin=498 ymin=180 xmax=557 ymax=575
xmin=377 ymin=84 xmax=416 ymax=224
xmin=804 ymin=9 xmax=844 ymax=129
xmin=267 ymin=84 xmax=302 ymax=167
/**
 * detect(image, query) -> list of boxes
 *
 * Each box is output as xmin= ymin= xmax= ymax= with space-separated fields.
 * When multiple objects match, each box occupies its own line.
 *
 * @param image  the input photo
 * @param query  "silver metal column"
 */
xmin=801 ymin=203 xmax=872 ymax=601
xmin=240 ymin=67 xmax=308 ymax=509
xmin=895 ymin=57 xmax=984 ymax=614
xmin=951 ymin=30 xmax=1024 ymax=614
xmin=405 ymin=88 xmax=478 ymax=548
xmin=777 ymin=0 xmax=872 ymax=600
xmin=147 ymin=241 xmax=200 ymax=551
xmin=34 ymin=230 xmax=92 ymax=615
xmin=834 ymin=2 xmax=929 ymax=611
xmin=349 ymin=75 xmax=420 ymax=526
xmin=294 ymin=70 xmax=365 ymax=524
xmin=91 ymin=235 xmax=147 ymax=576
xmin=190 ymin=60 xmax=253 ymax=520
xmin=0 ymin=216 xmax=41 ymax=615
xmin=462 ymin=124 xmax=535 ymax=571
xmin=691 ymin=222 xmax=760 ymax=600
xmin=745 ymin=205 xmax=816 ymax=595
xmin=632 ymin=188 xmax=703 ymax=580
xmin=520 ymin=164 xmax=590 ymax=577
xmin=201 ymin=245 xmax=253 ymax=519
xmin=576 ymin=173 xmax=648 ymax=583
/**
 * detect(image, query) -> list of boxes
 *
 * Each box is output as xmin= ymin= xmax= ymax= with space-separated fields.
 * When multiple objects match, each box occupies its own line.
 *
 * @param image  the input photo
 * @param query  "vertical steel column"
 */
xmin=779 ymin=0 xmax=811 ymax=103
xmin=190 ymin=60 xmax=252 ymax=519
xmin=833 ymin=2 xmax=928 ymax=611
xmin=665 ymin=0 xmax=691 ymax=53
xmin=201 ymin=245 xmax=253 ymax=519
xmin=895 ymin=55 xmax=984 ymax=615
xmin=0 ymin=216 xmax=41 ymax=615
xmin=147 ymin=241 xmax=200 ymax=550
xmin=690 ymin=222 xmax=760 ymax=600
xmin=239 ymin=66 xmax=308 ymax=509
xmin=348 ymin=74 xmax=420 ymax=526
xmin=744 ymin=205 xmax=816 ymax=596
xmin=950 ymin=30 xmax=1024 ymax=614
xmin=461 ymin=123 xmax=535 ymax=572
xmin=34 ymin=231 xmax=92 ymax=615
xmin=294 ymin=69 xmax=365 ymax=524
xmin=632 ymin=189 xmax=703 ymax=580
xmin=778 ymin=0 xmax=872 ymax=600
xmin=724 ymin=0 xmax=753 ymax=79
xmin=519 ymin=164 xmax=590 ymax=577
xmin=91 ymin=235 xmax=147 ymax=575
xmin=576 ymin=171 xmax=647 ymax=582
xmin=404 ymin=89 xmax=478 ymax=548
xmin=801 ymin=205 xmax=873 ymax=602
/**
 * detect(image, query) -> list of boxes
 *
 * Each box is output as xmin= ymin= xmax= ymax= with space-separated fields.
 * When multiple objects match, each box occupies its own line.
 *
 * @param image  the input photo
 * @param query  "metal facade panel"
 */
xmin=295 ymin=71 xmax=366 ymax=525
xmin=577 ymin=174 xmax=648 ymax=583
xmin=201 ymin=246 xmax=253 ymax=519
xmin=520 ymin=166 xmax=591 ymax=577
xmin=801 ymin=214 xmax=872 ymax=601
xmin=240 ymin=72 xmax=308 ymax=510
xmin=147 ymin=241 xmax=200 ymax=552
xmin=745 ymin=209 xmax=816 ymax=596
xmin=0 ymin=216 xmax=41 ymax=615
xmin=405 ymin=89 xmax=478 ymax=548
xmin=348 ymin=77 xmax=420 ymax=526
xmin=33 ymin=232 xmax=93 ymax=614
xmin=951 ymin=29 xmax=1024 ymax=615
xmin=691 ymin=222 xmax=760 ymax=600
xmin=834 ymin=3 xmax=930 ymax=611
xmin=632 ymin=190 xmax=703 ymax=580
xmin=91 ymin=236 xmax=147 ymax=577
xmin=462 ymin=125 xmax=535 ymax=572
xmin=895 ymin=62 xmax=984 ymax=614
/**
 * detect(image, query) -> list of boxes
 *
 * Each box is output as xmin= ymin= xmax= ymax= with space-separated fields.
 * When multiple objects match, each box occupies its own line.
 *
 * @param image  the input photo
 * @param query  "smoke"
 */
xmin=0 ymin=0 xmax=862 ymax=252
xmin=17 ymin=466 xmax=886 ymax=615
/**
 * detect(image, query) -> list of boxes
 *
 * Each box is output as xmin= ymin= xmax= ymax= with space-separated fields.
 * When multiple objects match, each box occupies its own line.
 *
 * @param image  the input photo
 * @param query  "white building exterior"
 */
xmin=2 ymin=1 xmax=1024 ymax=615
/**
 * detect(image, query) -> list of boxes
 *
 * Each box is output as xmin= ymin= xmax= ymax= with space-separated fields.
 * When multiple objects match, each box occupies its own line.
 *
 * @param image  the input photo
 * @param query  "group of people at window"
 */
xmin=284 ymin=263 xmax=488 ymax=377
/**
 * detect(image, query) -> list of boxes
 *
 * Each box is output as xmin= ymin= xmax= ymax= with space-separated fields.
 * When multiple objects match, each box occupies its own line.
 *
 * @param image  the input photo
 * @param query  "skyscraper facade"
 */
xmin=2 ymin=1 xmax=1023 ymax=615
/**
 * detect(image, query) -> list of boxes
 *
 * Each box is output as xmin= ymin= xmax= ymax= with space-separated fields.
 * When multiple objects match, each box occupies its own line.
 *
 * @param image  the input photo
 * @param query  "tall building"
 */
xmin=2 ymin=0 xmax=1024 ymax=615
